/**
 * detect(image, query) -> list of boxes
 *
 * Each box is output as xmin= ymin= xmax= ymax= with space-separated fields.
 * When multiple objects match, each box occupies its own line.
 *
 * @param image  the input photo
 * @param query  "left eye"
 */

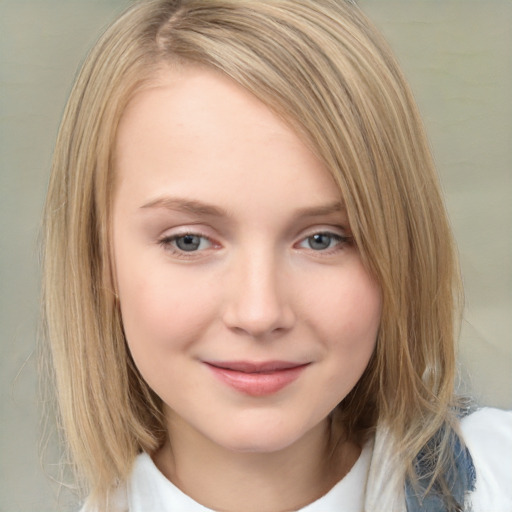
xmin=299 ymin=233 xmax=345 ymax=251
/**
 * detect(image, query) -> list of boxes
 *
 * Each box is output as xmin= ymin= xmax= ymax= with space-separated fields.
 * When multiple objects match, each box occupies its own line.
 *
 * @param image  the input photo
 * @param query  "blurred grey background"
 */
xmin=1 ymin=1 xmax=510 ymax=510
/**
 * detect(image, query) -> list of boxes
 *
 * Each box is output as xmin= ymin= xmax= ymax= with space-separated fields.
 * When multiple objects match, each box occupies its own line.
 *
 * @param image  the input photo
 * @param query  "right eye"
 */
xmin=159 ymin=233 xmax=214 ymax=253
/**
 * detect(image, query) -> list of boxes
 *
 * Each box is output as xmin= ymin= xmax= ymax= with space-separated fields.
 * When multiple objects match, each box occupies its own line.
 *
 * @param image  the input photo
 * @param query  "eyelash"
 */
xmin=296 ymin=232 xmax=351 ymax=253
xmin=158 ymin=230 xmax=351 ymax=259
xmin=158 ymin=232 xmax=217 ymax=259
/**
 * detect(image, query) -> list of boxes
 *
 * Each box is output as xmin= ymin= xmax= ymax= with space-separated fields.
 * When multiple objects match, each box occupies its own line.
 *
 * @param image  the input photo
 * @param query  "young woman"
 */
xmin=42 ymin=1 xmax=511 ymax=511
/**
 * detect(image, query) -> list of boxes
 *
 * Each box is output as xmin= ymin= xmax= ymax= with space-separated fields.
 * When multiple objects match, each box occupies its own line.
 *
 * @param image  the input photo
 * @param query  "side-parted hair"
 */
xmin=42 ymin=1 xmax=464 ymax=510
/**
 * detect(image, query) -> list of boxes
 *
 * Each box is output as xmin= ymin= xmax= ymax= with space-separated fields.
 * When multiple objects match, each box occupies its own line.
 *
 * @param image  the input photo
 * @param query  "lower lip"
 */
xmin=206 ymin=364 xmax=308 ymax=397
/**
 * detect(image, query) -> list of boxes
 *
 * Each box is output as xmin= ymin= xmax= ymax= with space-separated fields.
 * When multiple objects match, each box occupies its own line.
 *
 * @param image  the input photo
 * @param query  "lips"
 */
xmin=205 ymin=360 xmax=309 ymax=396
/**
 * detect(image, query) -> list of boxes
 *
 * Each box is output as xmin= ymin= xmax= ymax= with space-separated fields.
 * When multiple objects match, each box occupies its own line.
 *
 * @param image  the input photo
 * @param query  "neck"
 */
xmin=153 ymin=412 xmax=360 ymax=512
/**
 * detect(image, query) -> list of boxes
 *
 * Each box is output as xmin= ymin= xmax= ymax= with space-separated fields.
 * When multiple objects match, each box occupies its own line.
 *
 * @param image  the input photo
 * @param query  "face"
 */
xmin=113 ymin=65 xmax=381 ymax=454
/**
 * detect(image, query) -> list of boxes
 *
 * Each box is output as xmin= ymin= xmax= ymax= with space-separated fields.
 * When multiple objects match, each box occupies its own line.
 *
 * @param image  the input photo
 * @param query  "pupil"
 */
xmin=309 ymin=234 xmax=331 ymax=250
xmin=177 ymin=235 xmax=201 ymax=251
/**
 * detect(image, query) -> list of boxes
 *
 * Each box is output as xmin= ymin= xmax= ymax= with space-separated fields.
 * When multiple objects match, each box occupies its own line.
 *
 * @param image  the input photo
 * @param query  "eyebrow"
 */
xmin=140 ymin=197 xmax=228 ymax=217
xmin=294 ymin=201 xmax=346 ymax=218
xmin=140 ymin=196 xmax=345 ymax=219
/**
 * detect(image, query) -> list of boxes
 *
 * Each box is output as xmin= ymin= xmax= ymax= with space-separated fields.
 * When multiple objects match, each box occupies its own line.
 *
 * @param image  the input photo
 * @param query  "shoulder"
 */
xmin=79 ymin=479 xmax=128 ymax=512
xmin=81 ymin=452 xmax=220 ymax=512
xmin=461 ymin=407 xmax=512 ymax=511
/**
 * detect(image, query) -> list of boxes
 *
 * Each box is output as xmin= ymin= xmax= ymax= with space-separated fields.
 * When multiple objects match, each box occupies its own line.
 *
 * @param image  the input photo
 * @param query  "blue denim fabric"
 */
xmin=405 ymin=428 xmax=476 ymax=512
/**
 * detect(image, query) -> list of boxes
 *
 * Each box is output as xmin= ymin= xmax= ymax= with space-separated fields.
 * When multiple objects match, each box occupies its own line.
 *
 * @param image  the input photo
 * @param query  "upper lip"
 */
xmin=205 ymin=361 xmax=309 ymax=373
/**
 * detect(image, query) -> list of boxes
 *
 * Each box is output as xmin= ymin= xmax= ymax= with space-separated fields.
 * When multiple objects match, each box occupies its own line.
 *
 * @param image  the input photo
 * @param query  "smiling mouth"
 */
xmin=204 ymin=361 xmax=309 ymax=396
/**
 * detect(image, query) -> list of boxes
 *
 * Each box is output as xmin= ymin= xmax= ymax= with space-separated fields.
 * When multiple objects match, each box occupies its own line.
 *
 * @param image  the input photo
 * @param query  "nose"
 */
xmin=222 ymin=249 xmax=296 ymax=338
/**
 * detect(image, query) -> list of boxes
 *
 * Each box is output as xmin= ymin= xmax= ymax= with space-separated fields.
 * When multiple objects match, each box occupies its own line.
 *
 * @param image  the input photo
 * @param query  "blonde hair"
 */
xmin=42 ymin=0 xmax=463 ymax=509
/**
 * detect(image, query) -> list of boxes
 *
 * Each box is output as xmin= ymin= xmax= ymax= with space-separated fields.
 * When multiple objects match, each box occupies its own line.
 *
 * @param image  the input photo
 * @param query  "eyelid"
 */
xmin=294 ymin=227 xmax=352 ymax=252
xmin=296 ymin=224 xmax=350 ymax=240
xmin=158 ymin=228 xmax=221 ymax=259
xmin=158 ymin=223 xmax=216 ymax=242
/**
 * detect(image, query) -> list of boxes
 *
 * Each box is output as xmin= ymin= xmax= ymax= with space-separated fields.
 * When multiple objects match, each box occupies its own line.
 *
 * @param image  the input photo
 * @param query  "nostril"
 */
xmin=223 ymin=303 xmax=296 ymax=338
xmin=221 ymin=260 xmax=296 ymax=337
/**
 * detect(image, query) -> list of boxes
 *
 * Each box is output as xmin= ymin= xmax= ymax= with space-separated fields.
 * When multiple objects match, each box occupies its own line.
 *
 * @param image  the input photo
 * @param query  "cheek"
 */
xmin=309 ymin=263 xmax=381 ymax=380
xmin=340 ymin=283 xmax=381 ymax=344
xmin=117 ymin=266 xmax=220 ymax=398
xmin=310 ymin=263 xmax=381 ymax=343
xmin=116 ymin=252 xmax=218 ymax=357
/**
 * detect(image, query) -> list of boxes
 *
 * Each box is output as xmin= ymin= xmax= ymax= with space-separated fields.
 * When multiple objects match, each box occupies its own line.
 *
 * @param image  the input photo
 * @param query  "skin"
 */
xmin=113 ymin=64 xmax=382 ymax=512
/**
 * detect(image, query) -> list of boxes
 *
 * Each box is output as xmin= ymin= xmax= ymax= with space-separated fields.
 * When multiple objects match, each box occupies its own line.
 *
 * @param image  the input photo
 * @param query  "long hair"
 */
xmin=42 ymin=1 xmax=463 ymax=509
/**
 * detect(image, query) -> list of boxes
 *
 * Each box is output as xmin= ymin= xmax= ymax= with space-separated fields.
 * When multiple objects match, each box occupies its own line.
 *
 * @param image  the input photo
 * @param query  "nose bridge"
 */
xmin=223 ymin=243 xmax=294 ymax=337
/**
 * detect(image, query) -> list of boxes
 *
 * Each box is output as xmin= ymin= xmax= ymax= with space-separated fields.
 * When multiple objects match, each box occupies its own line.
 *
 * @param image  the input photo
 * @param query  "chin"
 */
xmin=225 ymin=437 xmax=294 ymax=454
xmin=209 ymin=417 xmax=322 ymax=455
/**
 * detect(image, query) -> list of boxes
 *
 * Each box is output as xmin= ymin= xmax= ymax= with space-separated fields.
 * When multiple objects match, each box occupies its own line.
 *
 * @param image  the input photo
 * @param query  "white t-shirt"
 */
xmin=83 ymin=407 xmax=512 ymax=511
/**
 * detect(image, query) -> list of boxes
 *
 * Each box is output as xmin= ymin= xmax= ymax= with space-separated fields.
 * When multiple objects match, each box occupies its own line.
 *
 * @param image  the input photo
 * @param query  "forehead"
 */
xmin=118 ymin=64 xmax=314 ymax=160
xmin=114 ymin=65 xmax=343 ymax=215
